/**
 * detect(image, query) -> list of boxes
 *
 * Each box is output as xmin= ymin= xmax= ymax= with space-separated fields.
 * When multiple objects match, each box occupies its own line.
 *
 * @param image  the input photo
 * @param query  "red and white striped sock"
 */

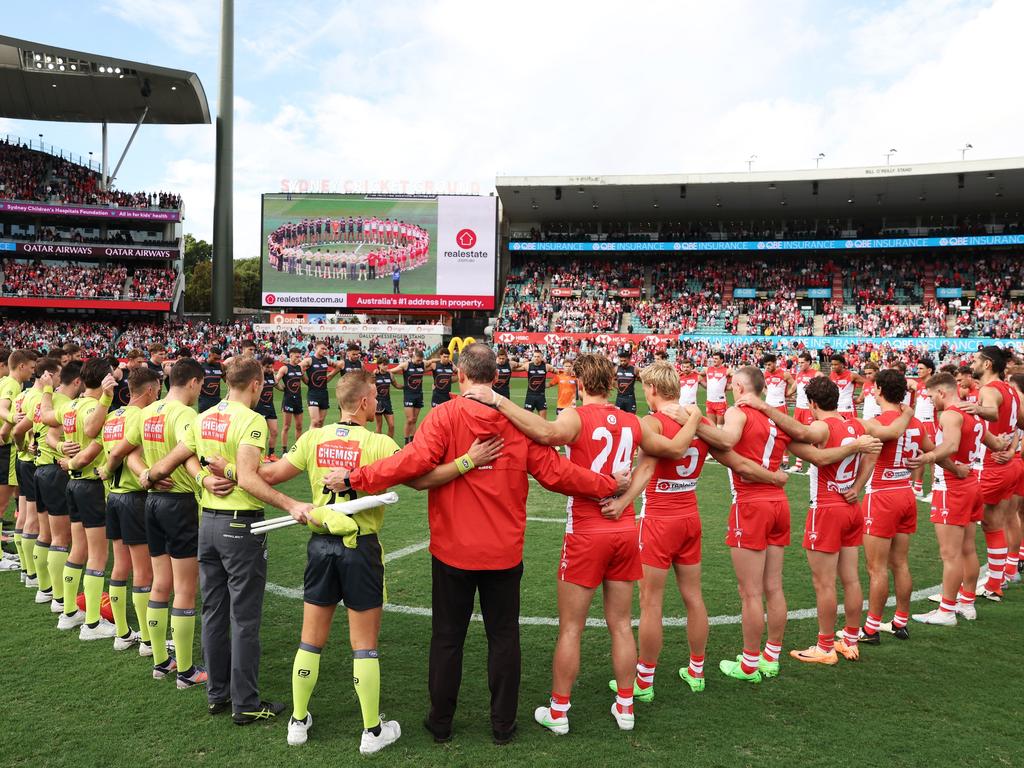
xmin=957 ymin=588 xmax=976 ymax=606
xmin=635 ymin=660 xmax=656 ymax=690
xmin=687 ymin=655 xmax=705 ymax=678
xmin=1005 ymin=553 xmax=1019 ymax=579
xmin=892 ymin=611 xmax=909 ymax=629
xmin=615 ymin=687 xmax=634 ymax=715
xmin=983 ymin=529 xmax=1007 ymax=591
xmin=817 ymin=633 xmax=835 ymax=653
xmin=913 ymin=481 xmax=924 ymax=495
xmin=740 ymin=648 xmax=760 ymax=674
xmin=550 ymin=692 xmax=570 ymax=720
xmin=843 ymin=626 xmax=859 ymax=647
xmin=761 ymin=641 xmax=782 ymax=663
xmin=939 ymin=597 xmax=957 ymax=613
xmin=865 ymin=613 xmax=882 ymax=634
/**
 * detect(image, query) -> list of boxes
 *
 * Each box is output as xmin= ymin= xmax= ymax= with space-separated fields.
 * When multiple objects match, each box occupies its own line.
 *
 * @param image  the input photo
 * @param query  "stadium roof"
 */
xmin=0 ymin=35 xmax=210 ymax=125
xmin=496 ymin=157 xmax=1024 ymax=220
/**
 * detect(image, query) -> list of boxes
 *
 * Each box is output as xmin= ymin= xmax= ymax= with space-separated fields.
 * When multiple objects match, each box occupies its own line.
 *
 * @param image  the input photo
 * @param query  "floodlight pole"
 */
xmin=212 ymin=0 xmax=234 ymax=322
xmin=100 ymin=122 xmax=108 ymax=192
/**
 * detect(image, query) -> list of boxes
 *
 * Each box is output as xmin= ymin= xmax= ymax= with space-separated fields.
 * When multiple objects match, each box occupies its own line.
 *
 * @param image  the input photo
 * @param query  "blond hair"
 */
xmin=336 ymin=370 xmax=376 ymax=410
xmin=640 ymin=361 xmax=680 ymax=400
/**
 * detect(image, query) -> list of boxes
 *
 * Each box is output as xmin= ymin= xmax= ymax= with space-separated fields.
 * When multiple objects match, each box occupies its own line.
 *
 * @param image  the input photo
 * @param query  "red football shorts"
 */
xmin=706 ymin=401 xmax=727 ymax=417
xmin=559 ymin=530 xmax=641 ymax=588
xmin=930 ymin=477 xmax=982 ymax=527
xmin=726 ymin=499 xmax=790 ymax=551
xmin=638 ymin=514 xmax=702 ymax=568
xmin=793 ymin=408 xmax=814 ymax=426
xmin=979 ymin=461 xmax=1023 ymax=506
xmin=803 ymin=503 xmax=864 ymax=553
xmin=1017 ymin=459 xmax=1024 ymax=497
xmin=862 ymin=488 xmax=917 ymax=538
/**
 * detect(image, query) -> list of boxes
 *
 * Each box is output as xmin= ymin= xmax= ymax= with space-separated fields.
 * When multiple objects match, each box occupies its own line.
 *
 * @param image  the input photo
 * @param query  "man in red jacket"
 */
xmin=330 ymin=343 xmax=624 ymax=745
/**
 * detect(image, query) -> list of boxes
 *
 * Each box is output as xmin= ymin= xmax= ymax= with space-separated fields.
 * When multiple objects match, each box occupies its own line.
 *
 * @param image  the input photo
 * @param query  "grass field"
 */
xmin=1 ymin=379 xmax=1022 ymax=767
xmin=261 ymin=195 xmax=438 ymax=296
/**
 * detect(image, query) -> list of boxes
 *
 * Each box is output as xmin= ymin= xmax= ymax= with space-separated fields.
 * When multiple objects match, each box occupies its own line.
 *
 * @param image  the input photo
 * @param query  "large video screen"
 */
xmin=261 ymin=194 xmax=497 ymax=310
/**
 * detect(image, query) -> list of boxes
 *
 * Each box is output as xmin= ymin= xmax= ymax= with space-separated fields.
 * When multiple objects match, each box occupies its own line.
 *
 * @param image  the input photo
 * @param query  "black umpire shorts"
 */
xmin=524 ymin=394 xmax=547 ymax=412
xmin=145 ymin=492 xmax=199 ymax=559
xmin=107 ymin=491 xmax=148 ymax=546
xmin=36 ymin=462 xmax=68 ymax=517
xmin=303 ymin=533 xmax=384 ymax=611
xmin=376 ymin=396 xmax=393 ymax=416
xmin=16 ymin=459 xmax=36 ymax=502
xmin=66 ymin=478 xmax=106 ymax=528
xmin=0 ymin=443 xmax=14 ymax=486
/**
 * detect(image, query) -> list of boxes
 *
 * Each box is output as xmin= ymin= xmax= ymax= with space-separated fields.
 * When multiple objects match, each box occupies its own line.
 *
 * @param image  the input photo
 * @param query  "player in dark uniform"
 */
xmin=373 ymin=356 xmax=396 ymax=438
xmin=390 ymin=350 xmax=425 ymax=444
xmin=255 ymin=356 xmax=280 ymax=461
xmin=304 ymin=342 xmax=339 ymax=429
xmin=428 ymin=351 xmax=455 ymax=407
xmin=146 ymin=343 xmax=169 ymax=393
xmin=514 ymin=350 xmax=553 ymax=419
xmin=276 ymin=347 xmax=306 ymax=455
xmin=343 ymin=344 xmax=365 ymax=375
xmin=614 ymin=350 xmax=638 ymax=414
xmin=114 ymin=349 xmax=145 ymax=408
xmin=494 ymin=348 xmax=513 ymax=399
xmin=198 ymin=347 xmax=225 ymax=412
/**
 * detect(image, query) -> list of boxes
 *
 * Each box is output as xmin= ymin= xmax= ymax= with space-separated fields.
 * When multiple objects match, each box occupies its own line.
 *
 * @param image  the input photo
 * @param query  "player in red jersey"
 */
xmin=961 ymin=346 xmax=1023 ymax=600
xmin=600 ymin=362 xmax=789 ymax=700
xmin=847 ymin=369 xmax=938 ymax=642
xmin=910 ymin=358 xmax=937 ymax=499
xmin=787 ymin=352 xmax=822 ymax=473
xmin=1005 ymin=373 xmax=1024 ymax=587
xmin=740 ymin=377 xmax=899 ymax=664
xmin=957 ymin=365 xmax=980 ymax=403
xmin=856 ymin=361 xmax=881 ymax=420
xmin=696 ymin=368 xmax=876 ymax=681
xmin=829 ymin=354 xmax=864 ymax=420
xmin=701 ymin=352 xmax=731 ymax=426
xmin=465 ymin=354 xmax=707 ymax=733
xmin=908 ymin=373 xmax=1007 ymax=625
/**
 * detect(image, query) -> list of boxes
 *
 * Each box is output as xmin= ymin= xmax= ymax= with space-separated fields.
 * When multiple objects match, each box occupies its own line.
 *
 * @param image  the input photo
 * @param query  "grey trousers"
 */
xmin=198 ymin=511 xmax=268 ymax=713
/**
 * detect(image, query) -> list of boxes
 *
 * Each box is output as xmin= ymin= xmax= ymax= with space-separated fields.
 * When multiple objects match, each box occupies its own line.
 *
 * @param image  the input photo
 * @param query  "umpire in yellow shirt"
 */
xmin=183 ymin=358 xmax=310 ymax=725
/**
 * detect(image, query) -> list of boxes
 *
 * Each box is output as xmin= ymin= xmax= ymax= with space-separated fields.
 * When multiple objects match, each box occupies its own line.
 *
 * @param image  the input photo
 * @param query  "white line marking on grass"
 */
xmin=265 ymin=535 xmax=942 ymax=628
xmin=527 ymin=516 xmax=566 ymax=523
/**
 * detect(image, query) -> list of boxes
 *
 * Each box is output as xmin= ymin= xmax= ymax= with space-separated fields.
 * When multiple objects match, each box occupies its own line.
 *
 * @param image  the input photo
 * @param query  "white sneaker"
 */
xmin=287 ymin=713 xmax=312 ymax=746
xmin=534 ymin=706 xmax=570 ymax=735
xmin=955 ymin=602 xmax=977 ymax=621
xmin=139 ymin=641 xmax=153 ymax=658
xmin=1 ymin=551 xmax=19 ymax=561
xmin=359 ymin=718 xmax=400 ymax=755
xmin=79 ymin=619 xmax=117 ymax=641
xmin=979 ymin=588 xmax=1002 ymax=603
xmin=57 ymin=610 xmax=86 ymax=630
xmin=50 ymin=599 xmax=64 ymax=614
xmin=927 ymin=593 xmax=941 ymax=604
xmin=911 ymin=609 xmax=957 ymax=626
xmin=113 ymin=629 xmax=141 ymax=651
xmin=24 ymin=575 xmax=38 ymax=588
xmin=0 ymin=559 xmax=20 ymax=571
xmin=611 ymin=702 xmax=635 ymax=731
xmin=976 ymin=574 xmax=988 ymax=592
xmin=34 ymin=589 xmax=52 ymax=604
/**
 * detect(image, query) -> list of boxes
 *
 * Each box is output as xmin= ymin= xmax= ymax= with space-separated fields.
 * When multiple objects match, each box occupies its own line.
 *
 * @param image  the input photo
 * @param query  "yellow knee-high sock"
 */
xmin=147 ymin=601 xmax=169 ymax=665
xmin=170 ymin=607 xmax=196 ymax=672
xmin=47 ymin=546 xmax=69 ymax=605
xmin=62 ymin=560 xmax=84 ymax=616
xmin=82 ymin=569 xmax=104 ymax=625
xmin=33 ymin=540 xmax=51 ymax=592
xmin=21 ymin=534 xmax=36 ymax=577
xmin=132 ymin=586 xmax=151 ymax=643
xmin=108 ymin=579 xmax=128 ymax=636
xmin=291 ymin=643 xmax=321 ymax=721
xmin=353 ymin=650 xmax=381 ymax=730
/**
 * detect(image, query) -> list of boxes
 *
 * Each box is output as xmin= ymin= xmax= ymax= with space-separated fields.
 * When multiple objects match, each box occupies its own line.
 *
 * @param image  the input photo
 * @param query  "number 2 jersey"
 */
xmin=809 ymin=417 xmax=866 ymax=508
xmin=564 ymin=403 xmax=641 ymax=535
xmin=641 ymin=411 xmax=710 ymax=519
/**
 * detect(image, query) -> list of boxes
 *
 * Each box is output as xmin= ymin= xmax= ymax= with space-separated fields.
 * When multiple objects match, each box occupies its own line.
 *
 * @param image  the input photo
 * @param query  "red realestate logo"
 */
xmin=455 ymin=229 xmax=477 ymax=249
xmin=265 ymin=294 xmax=277 ymax=305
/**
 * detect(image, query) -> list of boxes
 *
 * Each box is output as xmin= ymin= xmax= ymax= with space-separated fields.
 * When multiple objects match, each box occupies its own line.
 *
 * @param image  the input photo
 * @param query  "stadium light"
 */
xmin=746 ymin=154 xmax=757 ymax=172
xmin=815 ymin=152 xmax=825 ymax=168
xmin=885 ymin=148 xmax=897 ymax=166
xmin=960 ymin=143 xmax=973 ymax=160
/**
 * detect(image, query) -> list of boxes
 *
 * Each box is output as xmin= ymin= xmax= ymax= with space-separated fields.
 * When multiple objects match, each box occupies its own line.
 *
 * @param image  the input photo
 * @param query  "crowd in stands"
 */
xmin=0 ymin=138 xmax=181 ymax=209
xmin=550 ymin=258 xmax=644 ymax=292
xmin=743 ymin=298 xmax=812 ymax=336
xmin=822 ymin=300 xmax=947 ymax=337
xmin=733 ymin=258 xmax=832 ymax=294
xmin=952 ymin=295 xmax=1024 ymax=339
xmin=844 ymin=256 xmax=923 ymax=304
xmin=126 ymin=268 xmax=178 ymax=300
xmin=631 ymin=297 xmax=739 ymax=335
xmin=1 ymin=261 xmax=127 ymax=299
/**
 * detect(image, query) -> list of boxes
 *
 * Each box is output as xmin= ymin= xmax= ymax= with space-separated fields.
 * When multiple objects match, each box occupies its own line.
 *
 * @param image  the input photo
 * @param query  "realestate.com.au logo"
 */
xmin=456 ymin=228 xmax=477 ymax=249
xmin=265 ymin=293 xmax=277 ymax=305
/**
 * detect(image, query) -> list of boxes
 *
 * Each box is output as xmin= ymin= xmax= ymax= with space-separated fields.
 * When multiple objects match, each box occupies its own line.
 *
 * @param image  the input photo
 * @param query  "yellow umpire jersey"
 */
xmin=54 ymin=396 xmax=105 ymax=479
xmin=35 ymin=391 xmax=70 ymax=467
xmin=102 ymin=405 xmax=144 ymax=493
xmin=186 ymin=399 xmax=267 ymax=511
xmin=285 ymin=422 xmax=400 ymax=535
xmin=13 ymin=387 xmax=40 ymax=464
xmin=126 ymin=398 xmax=198 ymax=495
xmin=0 ymin=375 xmax=20 ymax=482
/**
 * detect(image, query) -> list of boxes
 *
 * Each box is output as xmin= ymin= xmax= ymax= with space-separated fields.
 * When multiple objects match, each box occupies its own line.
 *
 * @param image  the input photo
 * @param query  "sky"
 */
xmin=2 ymin=0 xmax=1021 ymax=258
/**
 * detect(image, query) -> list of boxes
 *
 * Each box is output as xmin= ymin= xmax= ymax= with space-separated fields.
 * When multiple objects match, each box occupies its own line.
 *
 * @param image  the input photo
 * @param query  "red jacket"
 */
xmin=351 ymin=396 xmax=618 ymax=570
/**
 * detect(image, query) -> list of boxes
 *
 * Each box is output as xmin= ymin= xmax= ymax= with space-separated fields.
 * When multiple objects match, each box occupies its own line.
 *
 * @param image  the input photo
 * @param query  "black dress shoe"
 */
xmin=493 ymin=722 xmax=518 ymax=745
xmin=423 ymin=717 xmax=452 ymax=743
xmin=233 ymin=701 xmax=286 ymax=725
xmin=208 ymin=700 xmax=232 ymax=716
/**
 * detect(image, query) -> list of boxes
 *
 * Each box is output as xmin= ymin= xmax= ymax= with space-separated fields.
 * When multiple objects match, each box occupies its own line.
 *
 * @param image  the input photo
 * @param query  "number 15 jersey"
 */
xmin=565 ymin=403 xmax=641 ymax=535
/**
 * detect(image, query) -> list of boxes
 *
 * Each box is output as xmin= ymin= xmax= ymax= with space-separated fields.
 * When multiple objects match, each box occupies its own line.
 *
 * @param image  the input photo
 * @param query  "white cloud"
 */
xmin=99 ymin=0 xmax=217 ymax=56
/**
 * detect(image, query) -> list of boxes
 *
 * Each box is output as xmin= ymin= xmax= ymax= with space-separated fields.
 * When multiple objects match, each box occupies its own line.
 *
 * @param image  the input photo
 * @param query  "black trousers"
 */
xmin=428 ymin=556 xmax=523 ymax=735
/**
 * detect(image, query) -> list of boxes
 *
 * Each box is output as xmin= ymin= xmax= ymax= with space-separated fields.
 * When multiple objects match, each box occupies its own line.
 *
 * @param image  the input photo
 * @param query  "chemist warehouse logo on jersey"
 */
xmin=143 ymin=416 xmax=165 ymax=443
xmin=62 ymin=410 xmax=77 ymax=435
xmin=316 ymin=440 xmax=362 ymax=469
xmin=103 ymin=417 xmax=126 ymax=443
xmin=201 ymin=413 xmax=231 ymax=443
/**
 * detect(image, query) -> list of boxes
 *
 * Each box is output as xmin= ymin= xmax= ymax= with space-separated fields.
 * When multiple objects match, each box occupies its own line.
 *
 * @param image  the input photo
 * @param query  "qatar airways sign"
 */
xmin=7 ymin=242 xmax=177 ymax=259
